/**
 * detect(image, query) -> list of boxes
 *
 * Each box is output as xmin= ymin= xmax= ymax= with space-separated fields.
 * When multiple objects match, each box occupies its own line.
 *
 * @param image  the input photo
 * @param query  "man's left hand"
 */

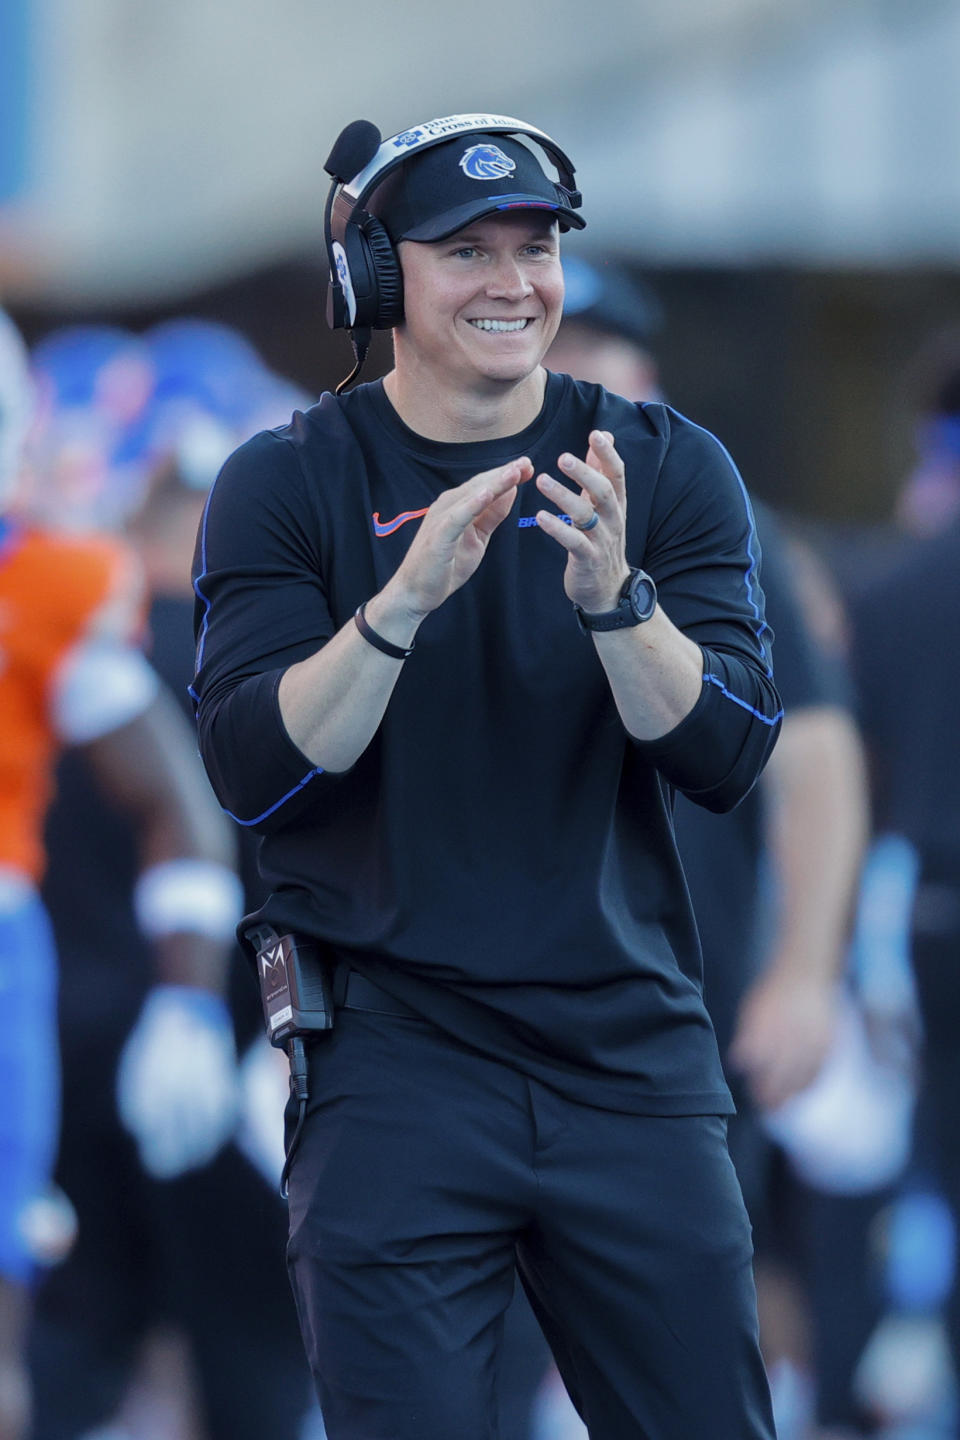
xmin=535 ymin=430 xmax=631 ymax=611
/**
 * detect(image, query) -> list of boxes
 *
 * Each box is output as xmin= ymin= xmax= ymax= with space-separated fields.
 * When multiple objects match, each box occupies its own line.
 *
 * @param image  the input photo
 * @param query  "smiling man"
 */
xmin=191 ymin=115 xmax=782 ymax=1440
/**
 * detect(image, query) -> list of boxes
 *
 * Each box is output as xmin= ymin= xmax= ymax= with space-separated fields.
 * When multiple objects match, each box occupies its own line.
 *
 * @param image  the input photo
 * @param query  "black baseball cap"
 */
xmin=370 ymin=134 xmax=586 ymax=244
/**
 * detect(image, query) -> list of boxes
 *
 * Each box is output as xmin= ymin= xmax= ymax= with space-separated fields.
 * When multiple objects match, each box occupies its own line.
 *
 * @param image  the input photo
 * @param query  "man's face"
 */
xmin=396 ymin=213 xmax=564 ymax=390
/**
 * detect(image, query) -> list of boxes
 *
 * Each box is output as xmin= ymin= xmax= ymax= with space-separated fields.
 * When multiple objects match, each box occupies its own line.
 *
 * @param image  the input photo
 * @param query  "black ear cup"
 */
xmin=361 ymin=215 xmax=404 ymax=328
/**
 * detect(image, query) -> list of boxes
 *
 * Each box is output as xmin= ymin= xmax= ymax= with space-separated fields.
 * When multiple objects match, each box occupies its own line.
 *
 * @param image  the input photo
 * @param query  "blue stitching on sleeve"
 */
xmin=223 ymin=765 xmax=326 ymax=827
xmin=703 ymin=673 xmax=783 ymax=726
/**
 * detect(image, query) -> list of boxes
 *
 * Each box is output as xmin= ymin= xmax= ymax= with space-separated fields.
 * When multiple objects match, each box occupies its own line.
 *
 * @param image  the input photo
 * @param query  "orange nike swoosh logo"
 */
xmin=372 ymin=508 xmax=430 ymax=537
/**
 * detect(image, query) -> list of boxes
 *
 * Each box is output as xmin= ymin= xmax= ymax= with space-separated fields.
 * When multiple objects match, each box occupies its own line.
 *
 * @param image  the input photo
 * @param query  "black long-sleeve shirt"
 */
xmin=192 ymin=373 xmax=782 ymax=1114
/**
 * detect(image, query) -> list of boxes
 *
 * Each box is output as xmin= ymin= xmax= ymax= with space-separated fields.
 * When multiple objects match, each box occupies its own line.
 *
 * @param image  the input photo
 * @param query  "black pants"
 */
xmin=286 ymin=1005 xmax=776 ymax=1440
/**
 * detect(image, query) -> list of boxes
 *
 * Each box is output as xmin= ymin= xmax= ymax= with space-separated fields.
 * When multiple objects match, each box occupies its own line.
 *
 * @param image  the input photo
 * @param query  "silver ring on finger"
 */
xmin=574 ymin=510 xmax=599 ymax=532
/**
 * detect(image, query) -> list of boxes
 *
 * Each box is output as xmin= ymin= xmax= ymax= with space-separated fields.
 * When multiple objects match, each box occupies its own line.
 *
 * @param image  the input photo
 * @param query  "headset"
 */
xmin=322 ymin=113 xmax=582 ymax=390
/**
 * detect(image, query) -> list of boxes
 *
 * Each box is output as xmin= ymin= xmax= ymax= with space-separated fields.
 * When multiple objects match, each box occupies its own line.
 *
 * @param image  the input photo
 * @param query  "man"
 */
xmin=550 ymin=257 xmax=867 ymax=1116
xmin=549 ymin=260 xmax=873 ymax=1434
xmin=30 ymin=455 xmax=313 ymax=1440
xmin=0 ymin=307 xmax=241 ymax=1440
xmin=851 ymin=344 xmax=960 ymax=1424
xmin=192 ymin=114 xmax=782 ymax=1439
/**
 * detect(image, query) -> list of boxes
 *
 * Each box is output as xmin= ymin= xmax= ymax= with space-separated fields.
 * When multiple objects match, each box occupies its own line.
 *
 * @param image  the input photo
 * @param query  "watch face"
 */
xmin=628 ymin=570 xmax=657 ymax=622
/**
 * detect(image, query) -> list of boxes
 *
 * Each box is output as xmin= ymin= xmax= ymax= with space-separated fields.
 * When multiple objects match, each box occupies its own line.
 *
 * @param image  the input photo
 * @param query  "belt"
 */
xmin=341 ymin=970 xmax=420 ymax=1019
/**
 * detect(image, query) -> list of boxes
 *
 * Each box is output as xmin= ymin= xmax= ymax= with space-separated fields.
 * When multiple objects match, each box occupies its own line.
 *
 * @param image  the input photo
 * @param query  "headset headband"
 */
xmin=342 ymin=113 xmax=581 ymax=212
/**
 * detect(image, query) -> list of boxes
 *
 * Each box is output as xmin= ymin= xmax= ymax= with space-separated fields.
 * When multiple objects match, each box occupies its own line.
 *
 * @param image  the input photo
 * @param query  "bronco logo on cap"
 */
xmin=459 ymin=144 xmax=517 ymax=181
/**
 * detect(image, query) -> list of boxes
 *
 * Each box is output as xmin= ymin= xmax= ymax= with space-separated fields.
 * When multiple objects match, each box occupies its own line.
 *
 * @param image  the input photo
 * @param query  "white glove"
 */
xmin=762 ymin=998 xmax=915 ymax=1195
xmin=235 ymin=1034 xmax=291 ymax=1188
xmin=117 ymin=985 xmax=239 ymax=1180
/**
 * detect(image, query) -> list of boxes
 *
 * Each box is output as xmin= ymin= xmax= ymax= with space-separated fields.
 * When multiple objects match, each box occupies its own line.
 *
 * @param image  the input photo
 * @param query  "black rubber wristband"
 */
xmin=354 ymin=601 xmax=415 ymax=660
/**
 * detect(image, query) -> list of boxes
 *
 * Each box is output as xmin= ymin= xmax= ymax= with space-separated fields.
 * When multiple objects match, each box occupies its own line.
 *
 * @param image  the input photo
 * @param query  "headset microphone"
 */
xmin=324 ymin=120 xmax=382 ymax=183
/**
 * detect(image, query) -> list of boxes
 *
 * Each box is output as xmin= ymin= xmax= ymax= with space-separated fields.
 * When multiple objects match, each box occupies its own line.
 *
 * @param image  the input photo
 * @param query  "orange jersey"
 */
xmin=0 ymin=522 xmax=143 ymax=880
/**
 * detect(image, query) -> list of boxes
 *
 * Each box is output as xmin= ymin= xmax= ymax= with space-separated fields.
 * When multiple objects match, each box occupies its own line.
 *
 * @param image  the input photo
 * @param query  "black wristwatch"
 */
xmin=574 ymin=567 xmax=658 ymax=634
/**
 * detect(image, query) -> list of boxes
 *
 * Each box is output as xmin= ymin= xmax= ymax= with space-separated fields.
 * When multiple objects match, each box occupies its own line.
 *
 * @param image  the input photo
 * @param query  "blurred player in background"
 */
xmin=547 ymin=259 xmax=873 ymax=1436
xmin=850 ymin=339 xmax=960 ymax=1433
xmin=21 ymin=319 xmax=314 ymax=1440
xmin=548 ymin=256 xmax=867 ymax=1109
xmin=0 ymin=307 xmax=242 ymax=1440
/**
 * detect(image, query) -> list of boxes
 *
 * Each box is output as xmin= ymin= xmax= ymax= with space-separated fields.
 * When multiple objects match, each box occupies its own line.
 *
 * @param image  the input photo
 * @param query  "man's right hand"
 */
xmin=278 ymin=457 xmax=532 ymax=773
xmin=374 ymin=457 xmax=533 ymax=626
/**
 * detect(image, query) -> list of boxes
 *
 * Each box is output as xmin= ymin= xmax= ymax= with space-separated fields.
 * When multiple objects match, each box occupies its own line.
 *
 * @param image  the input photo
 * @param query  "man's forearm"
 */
xmin=84 ymin=690 xmax=242 ymax=993
xmin=277 ymin=582 xmax=424 ymax=772
xmin=590 ymin=606 xmax=704 ymax=741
